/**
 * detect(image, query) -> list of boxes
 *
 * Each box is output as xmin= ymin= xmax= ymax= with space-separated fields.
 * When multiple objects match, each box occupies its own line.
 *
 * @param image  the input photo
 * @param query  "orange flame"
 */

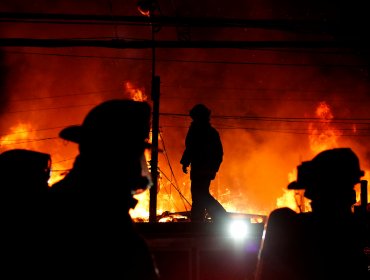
xmin=279 ymin=101 xmax=339 ymax=212
xmin=278 ymin=101 xmax=369 ymax=213
xmin=308 ymin=101 xmax=339 ymax=154
xmin=0 ymin=123 xmax=64 ymax=185
xmin=0 ymin=123 xmax=33 ymax=149
xmin=124 ymin=81 xmax=148 ymax=101
xmin=3 ymin=89 xmax=367 ymax=220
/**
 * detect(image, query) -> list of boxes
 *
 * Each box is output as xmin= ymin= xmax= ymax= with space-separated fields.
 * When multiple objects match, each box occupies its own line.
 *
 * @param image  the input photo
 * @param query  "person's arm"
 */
xmin=180 ymin=126 xmax=194 ymax=173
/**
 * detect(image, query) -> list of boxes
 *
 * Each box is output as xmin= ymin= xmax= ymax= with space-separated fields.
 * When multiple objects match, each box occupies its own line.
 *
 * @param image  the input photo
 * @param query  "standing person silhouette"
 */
xmin=255 ymin=148 xmax=369 ymax=280
xmin=180 ymin=104 xmax=227 ymax=222
xmin=49 ymin=99 xmax=160 ymax=280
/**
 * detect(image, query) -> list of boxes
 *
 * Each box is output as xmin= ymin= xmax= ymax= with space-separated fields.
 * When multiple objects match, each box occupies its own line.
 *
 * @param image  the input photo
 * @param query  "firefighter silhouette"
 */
xmin=180 ymin=104 xmax=228 ymax=222
xmin=49 ymin=99 xmax=160 ymax=280
xmin=256 ymin=147 xmax=369 ymax=280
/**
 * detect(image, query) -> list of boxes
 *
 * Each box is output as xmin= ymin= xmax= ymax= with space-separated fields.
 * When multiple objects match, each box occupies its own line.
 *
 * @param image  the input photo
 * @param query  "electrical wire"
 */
xmin=159 ymin=130 xmax=191 ymax=210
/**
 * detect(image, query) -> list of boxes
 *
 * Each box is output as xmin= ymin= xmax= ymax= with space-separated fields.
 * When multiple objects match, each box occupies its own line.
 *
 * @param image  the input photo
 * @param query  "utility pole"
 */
xmin=137 ymin=0 xmax=161 ymax=223
xmin=150 ymin=74 xmax=160 ymax=223
xmin=149 ymin=23 xmax=160 ymax=222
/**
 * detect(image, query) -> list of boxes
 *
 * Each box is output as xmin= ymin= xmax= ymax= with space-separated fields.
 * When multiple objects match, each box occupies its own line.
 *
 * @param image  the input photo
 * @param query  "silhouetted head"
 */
xmin=189 ymin=104 xmax=211 ymax=121
xmin=58 ymin=99 xmax=152 ymax=197
xmin=288 ymin=148 xmax=364 ymax=207
xmin=0 ymin=149 xmax=51 ymax=193
xmin=60 ymin=99 xmax=151 ymax=150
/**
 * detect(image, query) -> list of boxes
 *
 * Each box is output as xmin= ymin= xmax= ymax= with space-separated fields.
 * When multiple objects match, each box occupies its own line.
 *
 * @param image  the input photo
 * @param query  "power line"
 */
xmin=159 ymin=130 xmax=190 ymax=210
xmin=2 ymin=103 xmax=98 ymax=114
xmin=160 ymin=112 xmax=370 ymax=123
xmin=0 ymin=137 xmax=58 ymax=145
xmin=1 ymin=74 xmax=365 ymax=103
xmin=1 ymin=37 xmax=370 ymax=49
xmin=1 ymin=112 xmax=370 ymax=135
xmin=5 ymin=89 xmax=120 ymax=102
xmin=3 ymin=49 xmax=367 ymax=68
xmin=0 ymin=126 xmax=67 ymax=138
xmin=0 ymin=13 xmax=350 ymax=32
xmin=1 ymin=122 xmax=370 ymax=144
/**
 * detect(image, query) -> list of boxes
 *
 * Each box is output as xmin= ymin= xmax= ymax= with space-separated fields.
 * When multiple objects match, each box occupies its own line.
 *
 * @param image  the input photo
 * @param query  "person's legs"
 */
xmin=191 ymin=177 xmax=228 ymax=222
xmin=206 ymin=195 xmax=228 ymax=222
xmin=190 ymin=178 xmax=209 ymax=222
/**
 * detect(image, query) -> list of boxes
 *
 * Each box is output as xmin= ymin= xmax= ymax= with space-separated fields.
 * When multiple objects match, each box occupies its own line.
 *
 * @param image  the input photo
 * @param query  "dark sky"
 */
xmin=0 ymin=0 xmax=369 ymax=216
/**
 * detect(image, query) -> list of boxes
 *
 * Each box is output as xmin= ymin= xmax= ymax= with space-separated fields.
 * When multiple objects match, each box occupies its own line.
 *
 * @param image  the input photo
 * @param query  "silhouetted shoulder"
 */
xmin=265 ymin=207 xmax=297 ymax=227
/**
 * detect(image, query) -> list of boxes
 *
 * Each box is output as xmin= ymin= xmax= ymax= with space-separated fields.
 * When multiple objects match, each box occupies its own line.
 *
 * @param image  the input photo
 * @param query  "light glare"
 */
xmin=228 ymin=219 xmax=249 ymax=240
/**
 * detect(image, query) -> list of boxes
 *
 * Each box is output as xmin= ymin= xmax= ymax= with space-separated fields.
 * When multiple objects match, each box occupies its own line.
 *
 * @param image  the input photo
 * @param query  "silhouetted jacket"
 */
xmin=256 ymin=207 xmax=369 ymax=280
xmin=48 ymin=156 xmax=160 ymax=280
xmin=180 ymin=120 xmax=223 ymax=180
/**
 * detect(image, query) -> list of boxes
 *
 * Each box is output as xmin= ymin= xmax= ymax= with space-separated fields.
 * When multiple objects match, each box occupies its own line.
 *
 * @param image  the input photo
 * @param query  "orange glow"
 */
xmin=124 ymin=81 xmax=148 ymax=101
xmin=138 ymin=9 xmax=151 ymax=17
xmin=0 ymin=123 xmax=65 ymax=185
xmin=1 ymin=1 xmax=369 ymax=229
xmin=279 ymin=101 xmax=369 ymax=213
xmin=277 ymin=167 xmax=300 ymax=211
xmin=280 ymin=101 xmax=341 ymax=213
xmin=1 ymin=123 xmax=33 ymax=148
xmin=308 ymin=101 xmax=339 ymax=154
xmin=1 ymin=90 xmax=368 ymax=221
xmin=126 ymin=84 xmax=190 ymax=220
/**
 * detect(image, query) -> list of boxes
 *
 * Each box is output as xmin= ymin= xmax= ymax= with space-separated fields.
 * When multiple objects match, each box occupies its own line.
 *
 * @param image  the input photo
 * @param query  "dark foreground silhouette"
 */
xmin=255 ymin=147 xmax=369 ymax=280
xmin=2 ymin=99 xmax=160 ymax=280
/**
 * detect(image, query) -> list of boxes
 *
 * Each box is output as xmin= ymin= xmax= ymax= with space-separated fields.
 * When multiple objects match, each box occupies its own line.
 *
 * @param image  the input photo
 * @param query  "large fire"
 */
xmin=0 ymin=85 xmax=368 ymax=221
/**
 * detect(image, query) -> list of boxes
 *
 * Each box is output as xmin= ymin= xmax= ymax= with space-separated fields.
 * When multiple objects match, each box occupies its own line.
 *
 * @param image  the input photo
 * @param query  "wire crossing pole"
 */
xmin=148 ymin=3 xmax=161 ymax=223
xmin=150 ymin=75 xmax=160 ymax=223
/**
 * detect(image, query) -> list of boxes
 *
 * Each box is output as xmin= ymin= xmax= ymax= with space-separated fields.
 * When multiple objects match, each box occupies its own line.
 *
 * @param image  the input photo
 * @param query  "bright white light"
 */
xmin=228 ymin=219 xmax=250 ymax=240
